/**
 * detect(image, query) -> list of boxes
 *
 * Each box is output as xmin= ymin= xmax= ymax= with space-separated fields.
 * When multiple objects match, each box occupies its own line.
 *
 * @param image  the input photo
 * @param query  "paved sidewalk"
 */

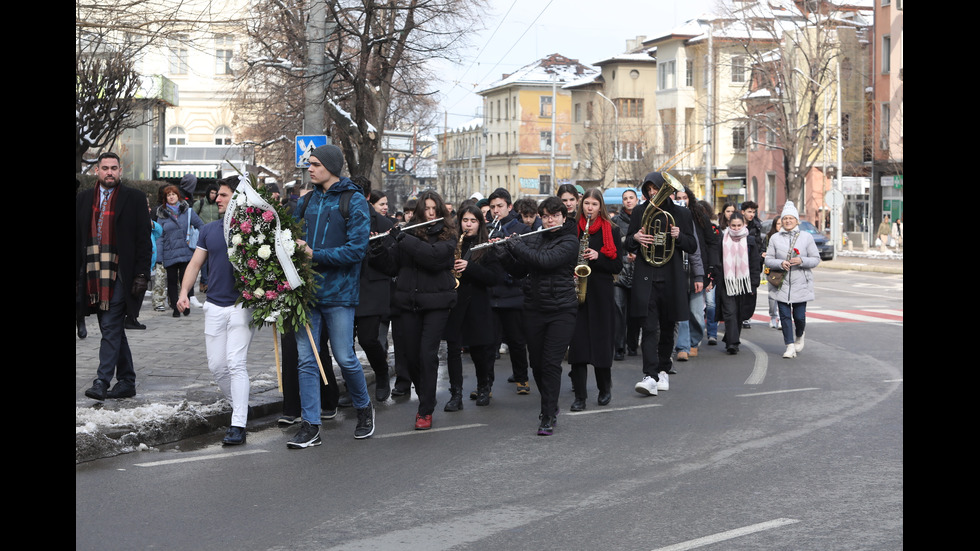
xmin=76 ymin=252 xmax=901 ymax=463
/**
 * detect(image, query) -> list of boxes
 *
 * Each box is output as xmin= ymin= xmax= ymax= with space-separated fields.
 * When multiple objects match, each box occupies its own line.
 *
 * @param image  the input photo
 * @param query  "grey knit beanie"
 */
xmin=310 ymin=144 xmax=345 ymax=177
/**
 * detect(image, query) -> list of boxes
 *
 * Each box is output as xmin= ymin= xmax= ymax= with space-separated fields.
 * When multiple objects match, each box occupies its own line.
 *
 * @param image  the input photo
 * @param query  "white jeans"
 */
xmin=203 ymin=302 xmax=254 ymax=427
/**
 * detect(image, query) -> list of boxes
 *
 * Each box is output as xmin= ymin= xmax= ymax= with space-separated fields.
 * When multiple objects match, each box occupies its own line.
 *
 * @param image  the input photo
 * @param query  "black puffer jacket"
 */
xmin=495 ymin=223 xmax=578 ymax=313
xmin=371 ymin=220 xmax=457 ymax=313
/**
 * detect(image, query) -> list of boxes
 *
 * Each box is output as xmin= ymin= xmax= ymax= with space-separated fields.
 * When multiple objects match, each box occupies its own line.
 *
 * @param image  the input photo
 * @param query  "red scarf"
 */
xmin=577 ymin=216 xmax=618 ymax=259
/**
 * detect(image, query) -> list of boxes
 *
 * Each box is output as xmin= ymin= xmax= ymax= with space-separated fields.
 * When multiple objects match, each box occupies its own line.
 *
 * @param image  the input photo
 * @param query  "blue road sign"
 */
xmin=296 ymin=135 xmax=328 ymax=168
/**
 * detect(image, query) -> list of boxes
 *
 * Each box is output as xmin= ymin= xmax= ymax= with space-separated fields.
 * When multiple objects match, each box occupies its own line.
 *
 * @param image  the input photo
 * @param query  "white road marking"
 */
xmin=376 ymin=423 xmax=487 ymax=438
xmin=565 ymin=403 xmax=662 ymax=416
xmin=651 ymin=518 xmax=800 ymax=551
xmin=736 ymin=388 xmax=820 ymax=397
xmin=741 ymin=339 xmax=768 ymax=385
xmin=324 ymin=506 xmax=546 ymax=551
xmin=813 ymin=285 xmax=897 ymax=299
xmin=134 ymin=449 xmax=268 ymax=467
xmin=882 ymin=378 xmax=903 ymax=383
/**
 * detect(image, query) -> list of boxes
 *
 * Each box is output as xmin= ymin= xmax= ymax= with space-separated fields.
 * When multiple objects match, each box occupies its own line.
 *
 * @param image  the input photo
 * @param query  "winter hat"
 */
xmin=780 ymin=201 xmax=799 ymax=220
xmin=310 ymin=144 xmax=344 ymax=177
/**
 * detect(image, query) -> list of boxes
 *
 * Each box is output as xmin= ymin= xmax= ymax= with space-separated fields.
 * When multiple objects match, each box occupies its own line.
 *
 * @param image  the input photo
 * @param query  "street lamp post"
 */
xmin=596 ymin=91 xmax=618 ymax=186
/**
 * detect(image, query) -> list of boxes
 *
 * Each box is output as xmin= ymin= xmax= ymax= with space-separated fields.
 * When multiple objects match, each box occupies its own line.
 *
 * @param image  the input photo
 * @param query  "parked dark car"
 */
xmin=760 ymin=218 xmax=835 ymax=261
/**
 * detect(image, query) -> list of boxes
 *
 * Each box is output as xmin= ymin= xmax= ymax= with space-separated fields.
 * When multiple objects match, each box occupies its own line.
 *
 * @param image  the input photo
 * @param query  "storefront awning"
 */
xmin=156 ymin=165 xmax=220 ymax=179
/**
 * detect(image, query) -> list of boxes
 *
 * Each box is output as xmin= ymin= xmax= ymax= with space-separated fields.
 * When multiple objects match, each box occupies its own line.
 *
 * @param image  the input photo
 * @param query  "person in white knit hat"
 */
xmin=764 ymin=201 xmax=820 ymax=359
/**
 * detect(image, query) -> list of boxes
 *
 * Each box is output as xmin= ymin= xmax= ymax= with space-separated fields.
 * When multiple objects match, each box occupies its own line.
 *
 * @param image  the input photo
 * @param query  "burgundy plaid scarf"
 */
xmin=86 ymin=187 xmax=120 ymax=310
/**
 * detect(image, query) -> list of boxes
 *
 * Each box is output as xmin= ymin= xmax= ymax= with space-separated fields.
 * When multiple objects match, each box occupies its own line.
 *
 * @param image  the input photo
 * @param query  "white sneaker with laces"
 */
xmin=634 ymin=376 xmax=658 ymax=396
xmin=783 ymin=344 xmax=797 ymax=359
xmin=657 ymin=372 xmax=669 ymax=391
xmin=794 ymin=332 xmax=805 ymax=352
xmin=190 ymin=296 xmax=204 ymax=308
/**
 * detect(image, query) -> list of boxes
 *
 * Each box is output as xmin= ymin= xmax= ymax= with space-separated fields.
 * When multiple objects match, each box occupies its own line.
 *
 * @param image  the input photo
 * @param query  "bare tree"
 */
xmin=716 ymin=0 xmax=867 ymax=210
xmin=234 ymin=0 xmax=482 ymax=184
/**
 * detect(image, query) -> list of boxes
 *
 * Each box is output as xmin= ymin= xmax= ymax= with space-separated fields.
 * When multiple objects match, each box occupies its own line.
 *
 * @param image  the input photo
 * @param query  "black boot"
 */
xmin=475 ymin=386 xmax=491 ymax=407
xmin=444 ymin=387 xmax=464 ymax=412
xmin=76 ymin=315 xmax=87 ymax=339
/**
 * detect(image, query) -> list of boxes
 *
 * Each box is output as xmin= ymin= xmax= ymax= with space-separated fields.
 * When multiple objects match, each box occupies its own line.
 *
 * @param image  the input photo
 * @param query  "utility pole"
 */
xmin=303 ymin=0 xmax=336 ymax=186
xmin=550 ymin=72 xmax=557 ymax=187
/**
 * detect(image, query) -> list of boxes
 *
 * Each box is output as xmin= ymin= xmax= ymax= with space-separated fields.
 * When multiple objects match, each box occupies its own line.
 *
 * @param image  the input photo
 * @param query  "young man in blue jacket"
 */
xmin=288 ymin=144 xmax=375 ymax=448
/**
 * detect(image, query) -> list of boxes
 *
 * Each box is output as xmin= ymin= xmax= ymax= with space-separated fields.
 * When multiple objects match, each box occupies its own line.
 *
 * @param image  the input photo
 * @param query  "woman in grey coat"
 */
xmin=764 ymin=202 xmax=820 ymax=359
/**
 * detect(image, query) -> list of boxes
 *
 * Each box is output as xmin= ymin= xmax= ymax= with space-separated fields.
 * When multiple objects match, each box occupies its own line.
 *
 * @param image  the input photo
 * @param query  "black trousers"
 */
xmin=395 ymin=309 xmax=451 ymax=416
xmin=493 ymin=307 xmax=530 ymax=383
xmin=569 ymin=363 xmax=612 ymax=400
xmin=638 ymin=280 xmax=676 ymax=379
xmin=355 ymin=314 xmax=390 ymax=388
xmin=281 ymin=326 xmax=338 ymax=418
xmin=446 ymin=341 xmax=493 ymax=390
xmin=524 ymin=308 xmax=576 ymax=417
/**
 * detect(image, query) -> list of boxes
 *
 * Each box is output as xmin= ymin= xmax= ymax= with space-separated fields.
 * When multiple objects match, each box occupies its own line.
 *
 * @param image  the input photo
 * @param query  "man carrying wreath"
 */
xmin=178 ymin=177 xmax=254 ymax=445
xmin=288 ymin=144 xmax=375 ymax=449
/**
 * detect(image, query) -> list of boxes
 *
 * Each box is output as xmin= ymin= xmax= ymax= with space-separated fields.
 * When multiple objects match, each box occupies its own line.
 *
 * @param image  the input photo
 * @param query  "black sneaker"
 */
xmin=84 ymin=379 xmax=108 ymax=401
xmin=338 ymin=395 xmax=354 ymax=408
xmin=354 ymin=404 xmax=375 ymax=439
xmin=537 ymin=414 xmax=556 ymax=436
xmin=286 ymin=421 xmax=321 ymax=449
xmin=277 ymin=415 xmax=300 ymax=426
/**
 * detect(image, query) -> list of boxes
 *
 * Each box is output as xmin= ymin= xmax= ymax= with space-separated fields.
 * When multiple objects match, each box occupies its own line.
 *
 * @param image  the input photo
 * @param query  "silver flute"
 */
xmin=468 ymin=224 xmax=561 ymax=251
xmin=369 ymin=217 xmax=444 ymax=241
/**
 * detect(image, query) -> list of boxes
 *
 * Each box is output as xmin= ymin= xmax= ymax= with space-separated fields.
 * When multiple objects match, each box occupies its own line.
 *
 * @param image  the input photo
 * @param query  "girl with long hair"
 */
xmin=568 ymin=188 xmax=622 ymax=410
xmin=443 ymin=205 xmax=499 ymax=410
xmin=713 ymin=212 xmax=761 ymax=354
xmin=370 ymin=190 xmax=457 ymax=429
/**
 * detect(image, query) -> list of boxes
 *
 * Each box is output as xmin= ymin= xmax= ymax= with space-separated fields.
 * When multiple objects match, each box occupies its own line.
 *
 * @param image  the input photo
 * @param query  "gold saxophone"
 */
xmin=451 ymin=232 xmax=464 ymax=289
xmin=575 ymin=216 xmax=592 ymax=304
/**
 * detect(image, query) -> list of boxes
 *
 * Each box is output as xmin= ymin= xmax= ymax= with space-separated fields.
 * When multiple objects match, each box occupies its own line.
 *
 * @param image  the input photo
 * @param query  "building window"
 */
xmin=215 ymin=34 xmax=234 ymax=75
xmin=882 ymin=35 xmax=891 ymax=74
xmin=841 ymin=113 xmax=850 ymax=144
xmin=733 ymin=126 xmax=746 ymax=151
xmin=618 ymin=142 xmax=644 ymax=161
xmin=169 ymin=35 xmax=188 ymax=75
xmin=749 ymin=121 xmax=758 ymax=151
xmin=686 ymin=60 xmax=694 ymax=87
xmin=586 ymin=101 xmax=594 ymax=120
xmin=540 ymin=131 xmax=552 ymax=152
xmin=880 ymin=103 xmax=890 ymax=150
xmin=497 ymin=100 xmax=501 ymax=121
xmin=615 ymin=98 xmax=643 ymax=118
xmin=168 ymin=126 xmax=188 ymax=146
xmin=574 ymin=103 xmax=581 ymax=123
xmin=766 ymin=173 xmax=777 ymax=211
xmin=540 ymin=96 xmax=553 ymax=118
xmin=214 ymin=126 xmax=233 ymax=145
xmin=731 ymin=55 xmax=747 ymax=83
xmin=658 ymin=60 xmax=675 ymax=90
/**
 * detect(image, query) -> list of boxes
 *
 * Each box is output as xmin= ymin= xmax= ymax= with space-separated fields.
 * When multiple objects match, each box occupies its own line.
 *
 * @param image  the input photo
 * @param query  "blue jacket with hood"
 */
xmin=296 ymin=178 xmax=370 ymax=307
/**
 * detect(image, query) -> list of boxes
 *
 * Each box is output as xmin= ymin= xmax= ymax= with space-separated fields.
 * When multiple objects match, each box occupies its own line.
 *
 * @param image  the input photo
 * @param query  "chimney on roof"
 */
xmin=626 ymin=36 xmax=647 ymax=52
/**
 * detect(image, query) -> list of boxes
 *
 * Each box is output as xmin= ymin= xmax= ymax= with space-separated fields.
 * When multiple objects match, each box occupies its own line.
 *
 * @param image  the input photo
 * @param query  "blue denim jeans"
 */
xmin=676 ymin=290 xmax=706 ymax=352
xmin=704 ymin=286 xmax=718 ymax=339
xmin=777 ymin=301 xmax=807 ymax=345
xmin=296 ymin=305 xmax=370 ymax=424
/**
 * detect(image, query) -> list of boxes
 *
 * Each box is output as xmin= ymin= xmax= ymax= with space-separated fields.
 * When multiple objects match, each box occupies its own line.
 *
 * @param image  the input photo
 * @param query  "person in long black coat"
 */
xmin=443 ymin=205 xmax=500 ymax=410
xmin=355 ymin=201 xmax=395 ymax=402
xmin=568 ymin=188 xmax=622 ymax=410
xmin=713 ymin=212 xmax=762 ymax=354
xmin=626 ymin=172 xmax=699 ymax=395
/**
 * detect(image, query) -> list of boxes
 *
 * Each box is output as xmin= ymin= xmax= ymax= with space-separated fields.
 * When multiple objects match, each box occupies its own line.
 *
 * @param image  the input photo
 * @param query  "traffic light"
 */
xmin=387 ymin=157 xmax=397 ymax=172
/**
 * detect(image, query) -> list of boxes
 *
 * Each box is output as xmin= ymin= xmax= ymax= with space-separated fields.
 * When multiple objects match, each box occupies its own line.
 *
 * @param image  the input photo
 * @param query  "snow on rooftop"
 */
xmin=479 ymin=53 xmax=598 ymax=94
xmin=562 ymin=72 xmax=603 ymax=90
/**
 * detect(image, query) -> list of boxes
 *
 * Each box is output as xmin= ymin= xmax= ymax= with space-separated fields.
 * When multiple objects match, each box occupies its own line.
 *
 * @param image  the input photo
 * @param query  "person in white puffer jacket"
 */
xmin=764 ymin=201 xmax=820 ymax=358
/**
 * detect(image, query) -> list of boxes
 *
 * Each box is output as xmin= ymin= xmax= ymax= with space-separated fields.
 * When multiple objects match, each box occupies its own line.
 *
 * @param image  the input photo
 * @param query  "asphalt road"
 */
xmin=75 ymin=268 xmax=902 ymax=550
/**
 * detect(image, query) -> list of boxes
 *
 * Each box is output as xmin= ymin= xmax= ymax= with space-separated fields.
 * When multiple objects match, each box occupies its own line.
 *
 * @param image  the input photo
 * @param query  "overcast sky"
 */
xmin=430 ymin=0 xmax=719 ymax=131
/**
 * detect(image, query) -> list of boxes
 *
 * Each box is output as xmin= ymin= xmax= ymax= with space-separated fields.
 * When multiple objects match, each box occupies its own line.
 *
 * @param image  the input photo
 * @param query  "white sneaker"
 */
xmin=499 ymin=343 xmax=509 ymax=355
xmin=634 ymin=376 xmax=658 ymax=396
xmin=783 ymin=344 xmax=797 ymax=359
xmin=770 ymin=316 xmax=779 ymax=329
xmin=794 ymin=332 xmax=805 ymax=352
xmin=190 ymin=296 xmax=204 ymax=308
xmin=657 ymin=372 xmax=669 ymax=391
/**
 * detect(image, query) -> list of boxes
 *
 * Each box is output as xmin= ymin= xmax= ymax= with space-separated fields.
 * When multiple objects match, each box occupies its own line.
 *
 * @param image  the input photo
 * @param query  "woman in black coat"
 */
xmin=370 ymin=190 xmax=457 ymax=430
xmin=443 ymin=206 xmax=499 ymax=411
xmin=568 ymin=188 xmax=622 ymax=411
xmin=495 ymin=197 xmax=578 ymax=436
xmin=713 ymin=212 xmax=761 ymax=354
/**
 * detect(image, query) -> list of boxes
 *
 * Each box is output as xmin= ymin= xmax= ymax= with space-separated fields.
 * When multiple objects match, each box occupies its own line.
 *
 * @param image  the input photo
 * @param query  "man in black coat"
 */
xmin=625 ymin=172 xmax=698 ymax=397
xmin=76 ymin=152 xmax=152 ymax=400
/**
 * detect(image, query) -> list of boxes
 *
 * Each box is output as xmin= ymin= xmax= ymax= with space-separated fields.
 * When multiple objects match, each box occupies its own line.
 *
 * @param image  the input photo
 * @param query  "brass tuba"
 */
xmin=638 ymin=172 xmax=685 ymax=267
xmin=575 ymin=216 xmax=592 ymax=304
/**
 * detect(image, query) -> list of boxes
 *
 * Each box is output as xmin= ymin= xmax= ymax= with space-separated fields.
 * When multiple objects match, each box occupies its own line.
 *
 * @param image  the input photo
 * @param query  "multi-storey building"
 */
xmin=476 ymin=53 xmax=596 ymax=199
xmin=565 ymin=37 xmax=659 ymax=189
xmin=873 ymin=0 xmax=903 ymax=227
